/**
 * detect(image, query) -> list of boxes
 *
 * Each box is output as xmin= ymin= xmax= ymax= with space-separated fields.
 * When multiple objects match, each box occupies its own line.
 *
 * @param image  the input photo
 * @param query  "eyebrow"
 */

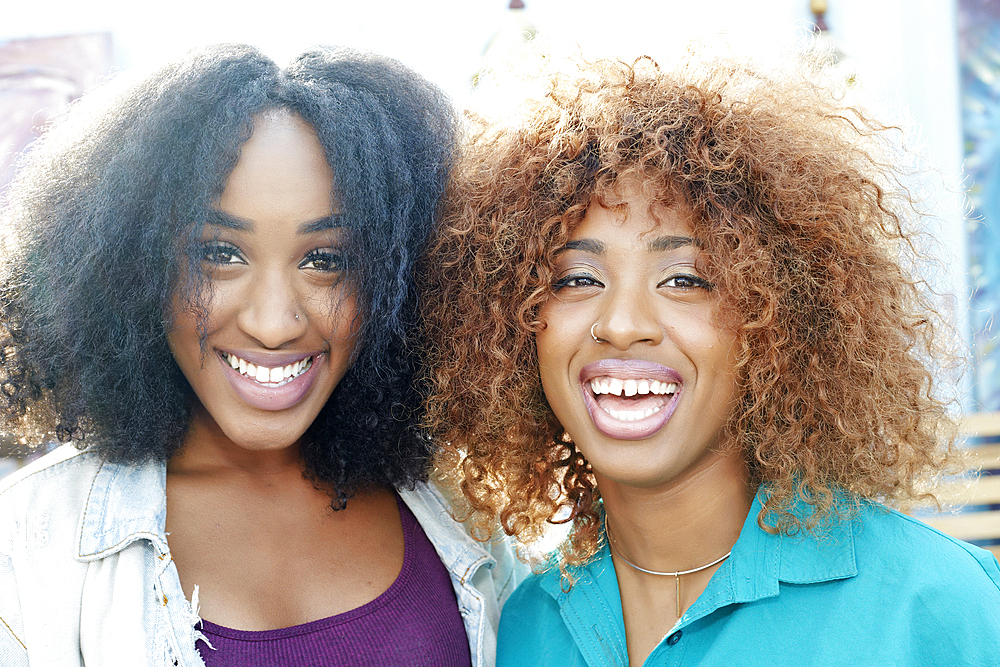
xmin=554 ymin=235 xmax=696 ymax=255
xmin=648 ymin=235 xmax=697 ymax=251
xmin=204 ymin=211 xmax=345 ymax=234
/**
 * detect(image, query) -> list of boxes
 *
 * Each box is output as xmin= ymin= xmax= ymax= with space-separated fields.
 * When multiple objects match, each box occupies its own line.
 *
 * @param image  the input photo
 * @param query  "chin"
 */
xmin=221 ymin=417 xmax=315 ymax=453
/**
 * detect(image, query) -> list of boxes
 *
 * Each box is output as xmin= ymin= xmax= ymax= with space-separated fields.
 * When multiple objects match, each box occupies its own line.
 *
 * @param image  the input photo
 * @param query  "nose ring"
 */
xmin=294 ymin=313 xmax=300 ymax=321
xmin=590 ymin=323 xmax=603 ymax=343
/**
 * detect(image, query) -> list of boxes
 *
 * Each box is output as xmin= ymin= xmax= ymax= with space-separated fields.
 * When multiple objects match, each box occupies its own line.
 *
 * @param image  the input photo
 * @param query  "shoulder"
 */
xmin=400 ymin=481 xmax=530 ymax=601
xmin=853 ymin=503 xmax=1000 ymax=589
xmin=0 ymin=445 xmax=108 ymax=557
xmin=0 ymin=445 xmax=104 ymax=504
xmin=505 ymin=568 xmax=557 ymax=611
xmin=498 ymin=570 xmax=569 ymax=665
xmin=845 ymin=503 xmax=1000 ymax=641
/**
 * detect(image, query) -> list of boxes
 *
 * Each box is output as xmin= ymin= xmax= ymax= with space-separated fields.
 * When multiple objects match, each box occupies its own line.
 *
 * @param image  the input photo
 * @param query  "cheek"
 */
xmin=314 ymin=292 xmax=364 ymax=372
xmin=534 ymin=319 xmax=584 ymax=429
xmin=702 ymin=331 xmax=741 ymax=411
xmin=165 ymin=301 xmax=200 ymax=368
xmin=534 ymin=318 xmax=566 ymax=393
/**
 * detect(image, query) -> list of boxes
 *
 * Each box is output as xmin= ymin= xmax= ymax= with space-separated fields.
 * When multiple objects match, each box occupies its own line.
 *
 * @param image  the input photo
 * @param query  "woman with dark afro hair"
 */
xmin=0 ymin=44 xmax=521 ymax=666
xmin=421 ymin=53 xmax=1000 ymax=666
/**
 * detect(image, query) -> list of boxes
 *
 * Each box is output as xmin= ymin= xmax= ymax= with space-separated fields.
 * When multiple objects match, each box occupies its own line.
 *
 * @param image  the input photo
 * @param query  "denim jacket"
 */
xmin=0 ymin=445 xmax=525 ymax=666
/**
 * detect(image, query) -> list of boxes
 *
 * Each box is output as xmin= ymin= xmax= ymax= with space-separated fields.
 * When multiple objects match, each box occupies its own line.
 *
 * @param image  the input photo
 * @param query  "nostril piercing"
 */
xmin=591 ymin=323 xmax=603 ymax=343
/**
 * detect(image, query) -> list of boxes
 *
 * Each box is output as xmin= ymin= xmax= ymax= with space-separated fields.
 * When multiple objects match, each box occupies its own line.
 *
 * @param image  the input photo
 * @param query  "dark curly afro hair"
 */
xmin=0 ymin=43 xmax=457 ymax=505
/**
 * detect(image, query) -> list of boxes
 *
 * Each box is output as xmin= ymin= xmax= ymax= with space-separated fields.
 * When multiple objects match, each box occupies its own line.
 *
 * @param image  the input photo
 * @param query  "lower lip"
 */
xmin=219 ymin=353 xmax=322 ymax=411
xmin=581 ymin=386 xmax=679 ymax=440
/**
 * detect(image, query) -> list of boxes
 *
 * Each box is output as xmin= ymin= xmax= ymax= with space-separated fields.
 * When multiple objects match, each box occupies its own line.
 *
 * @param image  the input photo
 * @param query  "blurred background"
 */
xmin=1 ymin=0 xmax=998 ymax=476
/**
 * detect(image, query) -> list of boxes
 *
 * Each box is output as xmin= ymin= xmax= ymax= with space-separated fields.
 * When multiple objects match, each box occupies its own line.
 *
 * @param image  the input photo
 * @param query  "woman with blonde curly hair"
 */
xmin=421 ymin=54 xmax=1000 ymax=666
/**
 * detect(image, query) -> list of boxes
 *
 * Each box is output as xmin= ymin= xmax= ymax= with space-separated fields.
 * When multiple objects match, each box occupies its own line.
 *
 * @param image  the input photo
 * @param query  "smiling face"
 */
xmin=168 ymin=109 xmax=360 ymax=455
xmin=536 ymin=189 xmax=740 ymax=491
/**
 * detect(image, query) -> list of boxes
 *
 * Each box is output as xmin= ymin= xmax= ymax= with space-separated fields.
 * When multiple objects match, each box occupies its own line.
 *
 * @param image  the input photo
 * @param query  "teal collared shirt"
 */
xmin=498 ymin=496 xmax=1000 ymax=666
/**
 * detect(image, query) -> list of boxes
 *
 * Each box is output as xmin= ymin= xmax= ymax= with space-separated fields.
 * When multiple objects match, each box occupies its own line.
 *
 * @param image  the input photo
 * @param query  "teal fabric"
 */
xmin=498 ymin=496 xmax=1000 ymax=666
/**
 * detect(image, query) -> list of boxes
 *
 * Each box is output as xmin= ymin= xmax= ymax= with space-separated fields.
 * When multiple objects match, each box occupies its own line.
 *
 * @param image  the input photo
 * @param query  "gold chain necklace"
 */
xmin=606 ymin=522 xmax=732 ymax=619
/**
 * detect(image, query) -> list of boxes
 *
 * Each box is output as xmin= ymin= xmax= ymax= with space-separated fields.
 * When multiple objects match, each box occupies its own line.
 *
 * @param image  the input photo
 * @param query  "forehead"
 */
xmin=211 ymin=110 xmax=337 ymax=240
xmin=218 ymin=109 xmax=334 ymax=216
xmin=571 ymin=191 xmax=697 ymax=245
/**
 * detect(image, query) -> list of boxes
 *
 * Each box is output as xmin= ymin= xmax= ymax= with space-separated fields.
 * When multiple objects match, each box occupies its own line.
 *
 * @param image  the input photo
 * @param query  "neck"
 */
xmin=168 ymin=405 xmax=305 ymax=478
xmin=597 ymin=448 xmax=753 ymax=574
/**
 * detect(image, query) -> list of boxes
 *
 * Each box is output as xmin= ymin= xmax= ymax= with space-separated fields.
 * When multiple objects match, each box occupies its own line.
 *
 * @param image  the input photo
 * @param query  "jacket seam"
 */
xmin=77 ymin=457 xmax=109 ymax=557
xmin=0 ymin=614 xmax=26 ymax=651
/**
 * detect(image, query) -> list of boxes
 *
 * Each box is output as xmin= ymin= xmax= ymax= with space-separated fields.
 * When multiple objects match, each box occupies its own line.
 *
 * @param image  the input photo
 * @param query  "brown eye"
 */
xmin=658 ymin=274 xmax=714 ymax=291
xmin=300 ymin=249 xmax=346 ymax=273
xmin=200 ymin=242 xmax=244 ymax=265
xmin=552 ymin=273 xmax=603 ymax=291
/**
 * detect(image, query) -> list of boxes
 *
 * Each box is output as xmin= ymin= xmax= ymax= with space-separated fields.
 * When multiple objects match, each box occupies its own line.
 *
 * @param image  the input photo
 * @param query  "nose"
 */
xmin=236 ymin=270 xmax=308 ymax=348
xmin=594 ymin=285 xmax=663 ymax=350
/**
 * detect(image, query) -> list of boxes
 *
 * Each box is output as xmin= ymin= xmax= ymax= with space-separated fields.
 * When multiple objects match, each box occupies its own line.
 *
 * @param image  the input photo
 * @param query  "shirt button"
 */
xmin=667 ymin=631 xmax=682 ymax=646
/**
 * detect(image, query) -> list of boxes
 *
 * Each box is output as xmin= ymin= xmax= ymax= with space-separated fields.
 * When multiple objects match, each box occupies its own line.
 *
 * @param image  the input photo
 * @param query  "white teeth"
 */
xmin=224 ymin=353 xmax=313 ymax=386
xmin=589 ymin=376 xmax=679 ymax=397
xmin=606 ymin=405 xmax=662 ymax=421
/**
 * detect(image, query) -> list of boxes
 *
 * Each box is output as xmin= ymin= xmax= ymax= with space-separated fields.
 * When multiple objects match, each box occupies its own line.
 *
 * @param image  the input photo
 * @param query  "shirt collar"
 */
xmin=716 ymin=492 xmax=858 ymax=609
xmin=543 ymin=492 xmax=858 ymax=620
xmin=76 ymin=457 xmax=169 ymax=561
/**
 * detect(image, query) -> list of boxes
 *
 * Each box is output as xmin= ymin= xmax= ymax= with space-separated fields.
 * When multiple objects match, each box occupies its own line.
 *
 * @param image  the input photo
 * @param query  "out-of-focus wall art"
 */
xmin=0 ymin=32 xmax=114 ymax=189
xmin=961 ymin=0 xmax=1000 ymax=411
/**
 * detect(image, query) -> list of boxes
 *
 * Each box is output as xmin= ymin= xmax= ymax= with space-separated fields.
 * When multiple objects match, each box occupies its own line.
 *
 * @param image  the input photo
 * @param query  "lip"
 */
xmin=579 ymin=359 xmax=681 ymax=440
xmin=219 ymin=349 xmax=324 ymax=411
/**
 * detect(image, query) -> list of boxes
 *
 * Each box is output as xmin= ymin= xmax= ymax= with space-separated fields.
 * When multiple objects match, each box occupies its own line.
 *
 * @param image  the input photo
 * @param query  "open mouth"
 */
xmin=222 ymin=352 xmax=313 ymax=387
xmin=588 ymin=376 xmax=678 ymax=422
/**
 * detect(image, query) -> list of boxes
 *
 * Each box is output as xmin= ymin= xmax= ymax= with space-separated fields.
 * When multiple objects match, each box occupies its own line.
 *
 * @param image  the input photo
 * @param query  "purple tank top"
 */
xmin=196 ymin=494 xmax=472 ymax=667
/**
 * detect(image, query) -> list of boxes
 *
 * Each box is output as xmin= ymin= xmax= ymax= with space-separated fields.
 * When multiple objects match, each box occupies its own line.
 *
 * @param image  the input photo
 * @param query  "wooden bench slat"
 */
xmin=937 ymin=474 xmax=1000 ymax=506
xmin=965 ymin=443 xmax=1000 ymax=469
xmin=962 ymin=412 xmax=1000 ymax=438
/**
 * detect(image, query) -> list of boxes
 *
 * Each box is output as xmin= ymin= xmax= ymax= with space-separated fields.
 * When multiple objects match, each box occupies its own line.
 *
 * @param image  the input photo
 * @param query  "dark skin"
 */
xmin=166 ymin=431 xmax=403 ymax=629
xmin=537 ymin=191 xmax=752 ymax=664
xmin=163 ymin=110 xmax=405 ymax=630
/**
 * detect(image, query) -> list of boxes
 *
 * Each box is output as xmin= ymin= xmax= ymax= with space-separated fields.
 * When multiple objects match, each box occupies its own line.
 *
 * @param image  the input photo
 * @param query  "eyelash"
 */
xmin=658 ymin=274 xmax=715 ymax=291
xmin=200 ymin=242 xmax=243 ymax=265
xmin=198 ymin=243 xmax=347 ymax=274
xmin=552 ymin=273 xmax=603 ymax=290
xmin=552 ymin=272 xmax=713 ymax=292
xmin=300 ymin=249 xmax=347 ymax=273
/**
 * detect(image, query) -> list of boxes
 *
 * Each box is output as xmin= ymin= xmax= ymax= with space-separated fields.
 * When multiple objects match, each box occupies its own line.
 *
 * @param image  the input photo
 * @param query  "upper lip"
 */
xmin=579 ymin=359 xmax=682 ymax=384
xmin=217 ymin=349 xmax=321 ymax=368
